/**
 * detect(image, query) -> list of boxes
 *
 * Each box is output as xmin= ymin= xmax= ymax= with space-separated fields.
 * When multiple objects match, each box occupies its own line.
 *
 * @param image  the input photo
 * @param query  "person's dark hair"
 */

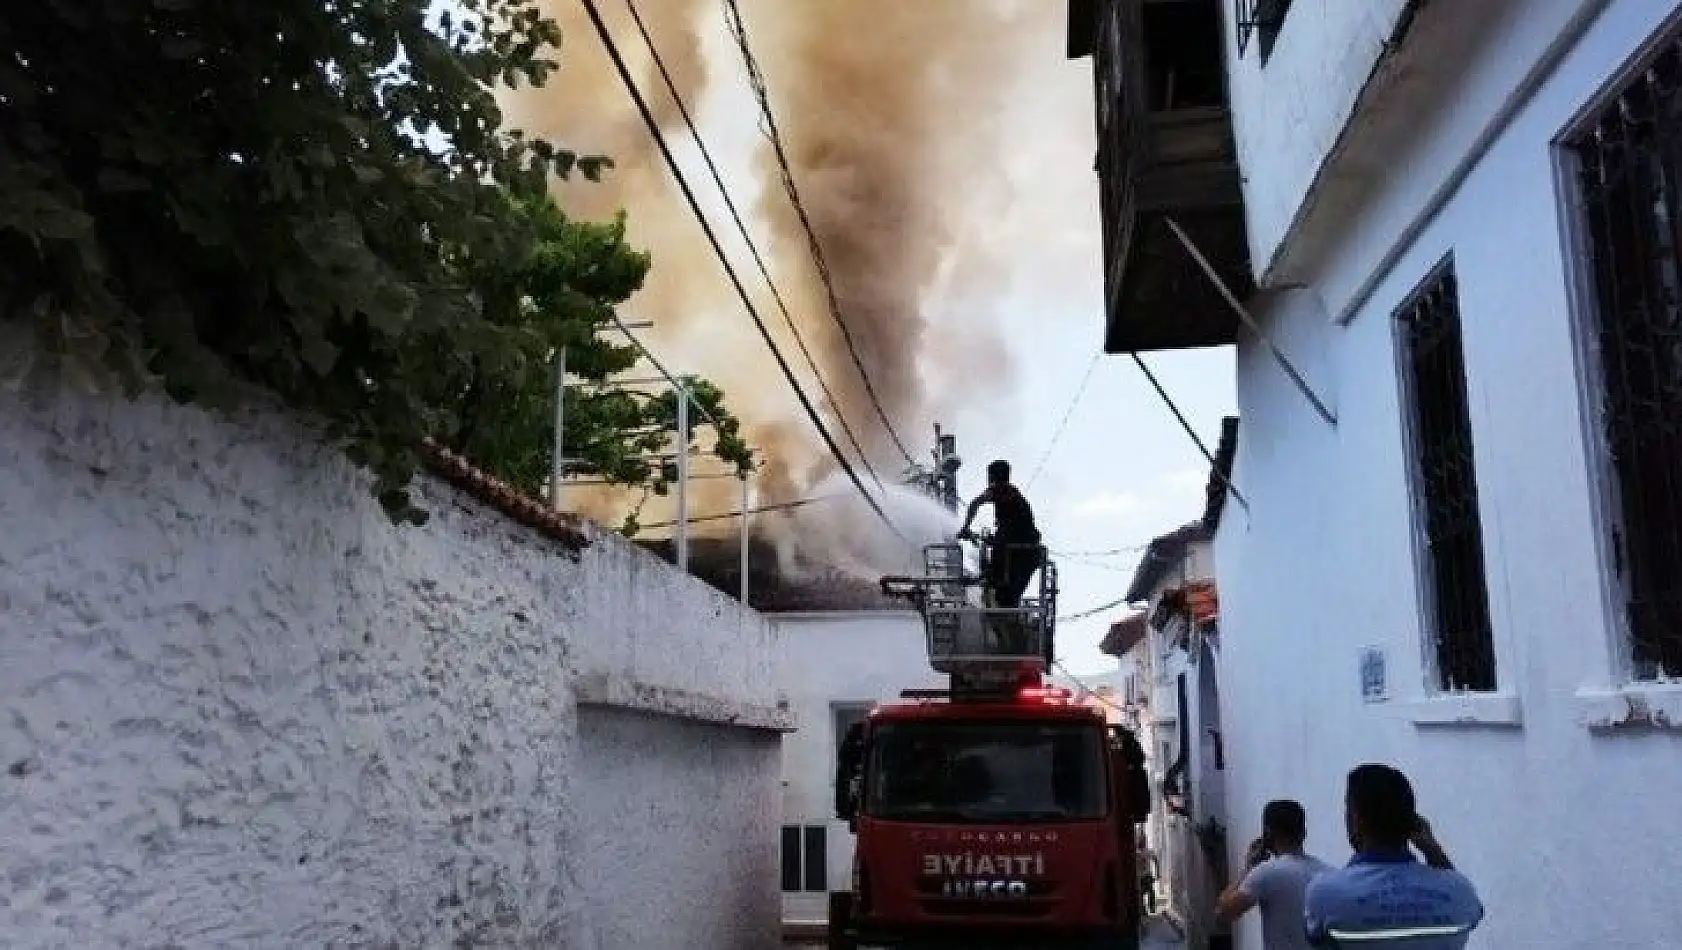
xmin=1346 ymin=763 xmax=1417 ymax=847
xmin=987 ymin=459 xmax=1011 ymax=483
xmin=1262 ymin=799 xmax=1307 ymax=846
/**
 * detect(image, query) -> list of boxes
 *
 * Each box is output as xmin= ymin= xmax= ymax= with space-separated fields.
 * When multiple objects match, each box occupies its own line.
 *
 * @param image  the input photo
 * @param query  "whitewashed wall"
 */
xmin=771 ymin=610 xmax=935 ymax=923
xmin=0 ymin=360 xmax=788 ymax=950
xmin=1217 ymin=3 xmax=1682 ymax=948
xmin=1222 ymin=0 xmax=1412 ymax=276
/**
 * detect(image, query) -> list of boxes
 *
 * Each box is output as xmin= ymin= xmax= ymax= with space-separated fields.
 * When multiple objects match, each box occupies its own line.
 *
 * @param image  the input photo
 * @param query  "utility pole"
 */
xmin=550 ymin=346 xmax=567 ymax=510
xmin=933 ymin=423 xmax=962 ymax=514
xmin=675 ymin=379 xmax=689 ymax=574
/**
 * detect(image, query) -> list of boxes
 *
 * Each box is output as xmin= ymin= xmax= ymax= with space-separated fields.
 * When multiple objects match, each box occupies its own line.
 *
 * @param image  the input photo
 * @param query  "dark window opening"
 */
xmin=781 ymin=824 xmax=829 ymax=893
xmin=780 ymin=825 xmax=802 ymax=892
xmin=1569 ymin=37 xmax=1682 ymax=680
xmin=803 ymin=826 xmax=828 ymax=893
xmin=1143 ymin=0 xmax=1226 ymax=111
xmin=864 ymin=721 xmax=1107 ymax=823
xmin=1235 ymin=0 xmax=1294 ymax=63
xmin=1397 ymin=264 xmax=1498 ymax=692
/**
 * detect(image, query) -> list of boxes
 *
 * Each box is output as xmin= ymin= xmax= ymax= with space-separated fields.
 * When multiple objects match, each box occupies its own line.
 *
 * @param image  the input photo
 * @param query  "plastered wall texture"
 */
xmin=1215 ymin=3 xmax=1682 ymax=948
xmin=0 ymin=362 xmax=785 ymax=950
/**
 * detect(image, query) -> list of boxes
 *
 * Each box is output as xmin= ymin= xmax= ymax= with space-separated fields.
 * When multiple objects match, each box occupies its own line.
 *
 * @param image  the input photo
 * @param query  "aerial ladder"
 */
xmin=827 ymin=427 xmax=1147 ymax=950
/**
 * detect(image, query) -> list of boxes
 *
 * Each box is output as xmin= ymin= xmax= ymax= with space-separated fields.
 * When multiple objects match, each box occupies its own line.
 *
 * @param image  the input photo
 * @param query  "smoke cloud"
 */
xmin=500 ymin=0 xmax=1051 ymax=576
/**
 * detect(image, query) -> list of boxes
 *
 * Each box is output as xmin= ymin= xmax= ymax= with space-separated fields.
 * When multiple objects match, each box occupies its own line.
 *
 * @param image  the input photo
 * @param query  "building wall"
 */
xmin=1129 ymin=538 xmax=1226 ymax=945
xmin=1217 ymin=3 xmax=1682 ymax=948
xmin=1222 ymin=0 xmax=1413 ymax=275
xmin=0 ymin=364 xmax=787 ymax=950
xmin=771 ymin=610 xmax=937 ymax=922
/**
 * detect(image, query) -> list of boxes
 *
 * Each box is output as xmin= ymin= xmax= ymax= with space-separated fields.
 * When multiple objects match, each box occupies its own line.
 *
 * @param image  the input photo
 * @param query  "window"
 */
xmin=1396 ymin=262 xmax=1497 ymax=693
xmin=780 ymin=824 xmax=828 ymax=893
xmin=1143 ymin=0 xmax=1226 ymax=111
xmin=864 ymin=721 xmax=1107 ymax=823
xmin=1568 ymin=39 xmax=1682 ymax=681
xmin=1235 ymin=0 xmax=1294 ymax=63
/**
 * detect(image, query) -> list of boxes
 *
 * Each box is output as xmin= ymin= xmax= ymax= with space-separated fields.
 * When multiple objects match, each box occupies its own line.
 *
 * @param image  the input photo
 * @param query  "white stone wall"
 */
xmin=771 ymin=610 xmax=937 ymax=923
xmin=1217 ymin=3 xmax=1682 ymax=948
xmin=0 ymin=366 xmax=786 ymax=949
xmin=1222 ymin=0 xmax=1412 ymax=276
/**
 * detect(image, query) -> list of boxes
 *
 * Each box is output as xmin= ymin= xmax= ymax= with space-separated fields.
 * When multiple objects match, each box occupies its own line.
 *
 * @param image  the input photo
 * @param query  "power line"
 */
xmin=637 ymin=492 xmax=842 ymax=530
xmin=1025 ymin=351 xmax=1101 ymax=489
xmin=1053 ymin=544 xmax=1152 ymax=557
xmin=720 ymin=0 xmax=916 ymax=468
xmin=618 ymin=0 xmax=884 ymax=494
xmin=1057 ymin=594 xmax=1130 ymax=624
xmin=1129 ymin=353 xmax=1249 ymax=514
xmin=577 ymin=0 xmax=907 ymax=541
xmin=1052 ymin=660 xmax=1135 ymax=719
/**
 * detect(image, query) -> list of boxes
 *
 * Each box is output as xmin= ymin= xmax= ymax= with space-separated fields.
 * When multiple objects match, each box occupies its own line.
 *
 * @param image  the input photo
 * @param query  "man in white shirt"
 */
xmin=1215 ymin=800 xmax=1329 ymax=950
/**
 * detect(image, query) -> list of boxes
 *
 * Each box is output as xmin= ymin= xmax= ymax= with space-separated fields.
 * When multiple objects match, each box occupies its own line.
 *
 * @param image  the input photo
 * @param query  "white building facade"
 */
xmin=770 ymin=608 xmax=940 ymax=926
xmin=1112 ymin=523 xmax=1228 ymax=949
xmin=1217 ymin=2 xmax=1682 ymax=948
xmin=1072 ymin=2 xmax=1682 ymax=945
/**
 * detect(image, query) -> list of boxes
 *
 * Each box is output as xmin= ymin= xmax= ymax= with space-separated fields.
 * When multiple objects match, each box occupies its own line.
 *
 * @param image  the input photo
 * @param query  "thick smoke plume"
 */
xmin=500 ymin=0 xmax=1047 ymax=576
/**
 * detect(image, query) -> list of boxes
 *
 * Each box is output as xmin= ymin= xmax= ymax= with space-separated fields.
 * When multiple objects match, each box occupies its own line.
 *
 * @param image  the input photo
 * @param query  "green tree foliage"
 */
xmin=446 ymin=196 xmax=753 ymax=527
xmin=0 ymin=0 xmax=752 ymax=525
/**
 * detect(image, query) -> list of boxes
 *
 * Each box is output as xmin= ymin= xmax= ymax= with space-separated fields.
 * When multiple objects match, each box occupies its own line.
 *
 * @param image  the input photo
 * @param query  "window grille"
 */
xmin=1397 ymin=265 xmax=1498 ymax=692
xmin=1569 ymin=37 xmax=1682 ymax=680
xmin=1234 ymin=0 xmax=1293 ymax=61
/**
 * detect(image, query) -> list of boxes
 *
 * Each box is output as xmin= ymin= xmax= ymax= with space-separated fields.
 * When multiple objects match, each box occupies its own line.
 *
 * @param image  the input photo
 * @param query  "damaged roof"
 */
xmin=636 ymin=535 xmax=905 ymax=614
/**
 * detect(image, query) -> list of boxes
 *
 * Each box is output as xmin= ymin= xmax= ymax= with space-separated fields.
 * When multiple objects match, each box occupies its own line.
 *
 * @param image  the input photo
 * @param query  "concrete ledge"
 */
xmin=1577 ymin=683 xmax=1682 ymax=733
xmin=1406 ymin=693 xmax=1524 ymax=728
xmin=574 ymin=672 xmax=797 ymax=732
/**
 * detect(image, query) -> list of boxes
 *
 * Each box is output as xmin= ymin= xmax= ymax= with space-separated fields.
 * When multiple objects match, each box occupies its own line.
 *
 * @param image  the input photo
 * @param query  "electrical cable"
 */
xmin=619 ymin=0 xmax=884 ymax=494
xmin=1052 ymin=660 xmax=1136 ymax=719
xmin=1025 ymin=351 xmax=1101 ymax=489
xmin=637 ymin=492 xmax=843 ymax=530
xmin=720 ymin=0 xmax=917 ymax=468
xmin=1129 ymin=352 xmax=1249 ymax=513
xmin=1053 ymin=544 xmax=1151 ymax=558
xmin=1057 ymin=594 xmax=1130 ymax=624
xmin=577 ymin=0 xmax=908 ymax=541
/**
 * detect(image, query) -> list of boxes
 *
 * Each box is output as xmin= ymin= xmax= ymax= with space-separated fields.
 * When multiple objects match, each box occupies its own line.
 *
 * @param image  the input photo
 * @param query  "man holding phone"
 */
xmin=1215 ymin=799 xmax=1329 ymax=950
xmin=1304 ymin=763 xmax=1484 ymax=948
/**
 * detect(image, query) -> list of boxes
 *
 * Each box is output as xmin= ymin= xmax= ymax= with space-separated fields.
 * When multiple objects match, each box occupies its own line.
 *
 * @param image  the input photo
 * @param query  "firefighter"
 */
xmin=956 ymin=459 xmax=1044 ymax=608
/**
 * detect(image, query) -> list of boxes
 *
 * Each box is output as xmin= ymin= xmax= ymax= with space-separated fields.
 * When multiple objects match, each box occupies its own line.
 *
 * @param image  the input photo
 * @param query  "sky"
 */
xmin=533 ymin=2 xmax=1237 ymax=677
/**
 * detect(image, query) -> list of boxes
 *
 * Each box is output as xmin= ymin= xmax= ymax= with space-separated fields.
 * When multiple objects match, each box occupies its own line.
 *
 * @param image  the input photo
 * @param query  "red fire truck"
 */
xmin=828 ymin=537 xmax=1151 ymax=950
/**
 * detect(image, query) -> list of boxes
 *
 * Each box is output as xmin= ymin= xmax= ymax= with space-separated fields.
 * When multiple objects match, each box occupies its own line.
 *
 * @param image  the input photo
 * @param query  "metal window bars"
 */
xmin=1234 ymin=0 xmax=1293 ymax=60
xmin=1570 ymin=38 xmax=1682 ymax=680
xmin=1398 ymin=267 xmax=1498 ymax=692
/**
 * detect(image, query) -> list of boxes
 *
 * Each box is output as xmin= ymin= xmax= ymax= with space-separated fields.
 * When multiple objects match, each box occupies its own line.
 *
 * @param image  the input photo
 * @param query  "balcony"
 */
xmin=1068 ymin=0 xmax=1252 ymax=352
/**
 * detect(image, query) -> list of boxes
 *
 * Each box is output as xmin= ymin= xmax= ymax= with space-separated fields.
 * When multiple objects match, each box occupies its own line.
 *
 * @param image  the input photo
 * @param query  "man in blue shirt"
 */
xmin=1304 ymin=763 xmax=1483 ymax=947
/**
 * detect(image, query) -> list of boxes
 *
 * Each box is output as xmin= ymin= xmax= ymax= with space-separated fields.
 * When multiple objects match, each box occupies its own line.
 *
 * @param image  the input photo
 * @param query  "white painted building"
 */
xmin=1115 ymin=521 xmax=1227 ymax=949
xmin=770 ymin=606 xmax=938 ymax=925
xmin=1071 ymin=1 xmax=1682 ymax=947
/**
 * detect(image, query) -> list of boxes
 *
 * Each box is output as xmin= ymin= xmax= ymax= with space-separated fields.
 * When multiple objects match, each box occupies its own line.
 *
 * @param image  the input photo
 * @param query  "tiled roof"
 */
xmin=1124 ymin=522 xmax=1211 ymax=604
xmin=1100 ymin=611 xmax=1149 ymax=658
xmin=418 ymin=438 xmax=590 ymax=551
xmin=414 ymin=438 xmax=901 ymax=612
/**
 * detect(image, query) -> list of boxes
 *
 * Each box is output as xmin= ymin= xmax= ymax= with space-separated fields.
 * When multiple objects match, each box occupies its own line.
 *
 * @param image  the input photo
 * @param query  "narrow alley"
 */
xmin=12 ymin=0 xmax=1682 ymax=947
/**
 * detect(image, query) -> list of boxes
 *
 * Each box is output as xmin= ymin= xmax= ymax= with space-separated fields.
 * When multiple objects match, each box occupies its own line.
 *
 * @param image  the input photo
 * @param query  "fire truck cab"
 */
xmin=829 ymin=541 xmax=1150 ymax=950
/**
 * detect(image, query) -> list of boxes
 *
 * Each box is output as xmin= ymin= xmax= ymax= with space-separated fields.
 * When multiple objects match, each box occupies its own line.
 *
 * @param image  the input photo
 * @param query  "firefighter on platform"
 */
xmin=956 ymin=459 xmax=1044 ymax=608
